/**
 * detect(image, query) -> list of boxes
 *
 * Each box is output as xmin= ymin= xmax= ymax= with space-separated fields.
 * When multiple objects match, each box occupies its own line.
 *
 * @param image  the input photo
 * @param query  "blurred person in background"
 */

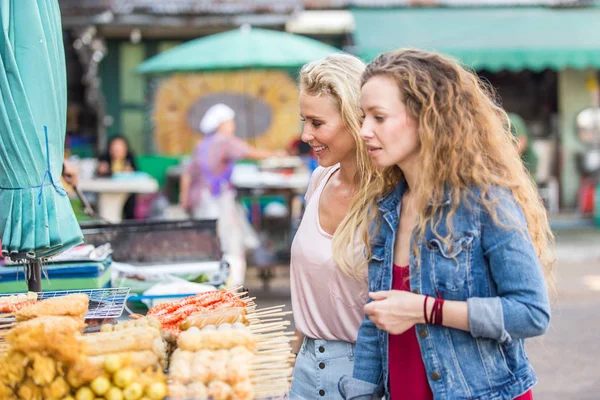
xmin=509 ymin=112 xmax=538 ymax=177
xmin=180 ymin=103 xmax=283 ymax=286
xmin=97 ymin=135 xmax=138 ymax=220
xmin=62 ymin=159 xmax=78 ymax=188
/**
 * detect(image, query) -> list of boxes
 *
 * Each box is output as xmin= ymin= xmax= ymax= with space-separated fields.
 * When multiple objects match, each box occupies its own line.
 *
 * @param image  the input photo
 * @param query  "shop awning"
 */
xmin=351 ymin=6 xmax=600 ymax=72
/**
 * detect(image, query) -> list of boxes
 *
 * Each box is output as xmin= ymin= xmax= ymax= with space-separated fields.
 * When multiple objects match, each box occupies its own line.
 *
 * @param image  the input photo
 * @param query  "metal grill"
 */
xmin=0 ymin=287 xmax=131 ymax=320
xmin=38 ymin=288 xmax=130 ymax=319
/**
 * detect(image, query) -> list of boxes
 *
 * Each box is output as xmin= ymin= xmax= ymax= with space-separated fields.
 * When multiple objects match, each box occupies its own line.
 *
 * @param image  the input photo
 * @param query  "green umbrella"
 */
xmin=0 ymin=0 xmax=83 ymax=261
xmin=137 ymin=26 xmax=342 ymax=74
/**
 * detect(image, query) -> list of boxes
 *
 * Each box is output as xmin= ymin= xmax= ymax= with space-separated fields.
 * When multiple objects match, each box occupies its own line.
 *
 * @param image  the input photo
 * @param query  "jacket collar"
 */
xmin=377 ymin=179 xmax=452 ymax=214
xmin=377 ymin=180 xmax=406 ymax=213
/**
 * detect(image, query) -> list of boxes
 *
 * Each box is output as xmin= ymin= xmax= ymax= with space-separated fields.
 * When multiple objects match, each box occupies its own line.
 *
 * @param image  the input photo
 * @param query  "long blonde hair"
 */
xmin=300 ymin=54 xmax=380 ymax=280
xmin=337 ymin=49 xmax=555 ymax=292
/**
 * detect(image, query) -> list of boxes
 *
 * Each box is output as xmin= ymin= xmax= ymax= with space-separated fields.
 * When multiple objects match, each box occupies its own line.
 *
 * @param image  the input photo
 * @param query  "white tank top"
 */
xmin=290 ymin=165 xmax=368 ymax=343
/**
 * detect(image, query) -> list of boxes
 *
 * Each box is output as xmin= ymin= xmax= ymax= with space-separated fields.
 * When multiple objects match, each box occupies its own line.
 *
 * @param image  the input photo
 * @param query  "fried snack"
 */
xmin=232 ymin=380 xmax=253 ymax=400
xmin=80 ymin=326 xmax=159 ymax=356
xmin=190 ymin=358 xmax=210 ymax=384
xmin=180 ymin=307 xmax=248 ymax=331
xmin=0 ymin=292 xmax=38 ymax=313
xmin=0 ymin=381 xmax=15 ymax=400
xmin=42 ymin=376 xmax=70 ymax=400
xmin=26 ymin=352 xmax=56 ymax=386
xmin=207 ymin=380 xmax=233 ymax=400
xmin=187 ymin=382 xmax=208 ymax=400
xmin=100 ymin=316 xmax=162 ymax=333
xmin=171 ymin=349 xmax=193 ymax=364
xmin=208 ymin=356 xmax=229 ymax=382
xmin=226 ymin=362 xmax=252 ymax=386
xmin=169 ymin=357 xmax=191 ymax=385
xmin=17 ymin=378 xmax=43 ymax=400
xmin=1 ymin=350 xmax=28 ymax=383
xmin=14 ymin=294 xmax=89 ymax=321
xmin=6 ymin=316 xmax=86 ymax=364
xmin=177 ymin=328 xmax=257 ymax=352
xmin=87 ymin=350 xmax=160 ymax=371
xmin=152 ymin=336 xmax=167 ymax=360
xmin=168 ymin=383 xmax=188 ymax=399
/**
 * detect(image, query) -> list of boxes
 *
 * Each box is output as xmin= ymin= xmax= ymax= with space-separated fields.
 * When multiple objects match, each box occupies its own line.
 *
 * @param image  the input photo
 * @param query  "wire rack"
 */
xmin=39 ymin=288 xmax=131 ymax=319
xmin=0 ymin=288 xmax=131 ymax=320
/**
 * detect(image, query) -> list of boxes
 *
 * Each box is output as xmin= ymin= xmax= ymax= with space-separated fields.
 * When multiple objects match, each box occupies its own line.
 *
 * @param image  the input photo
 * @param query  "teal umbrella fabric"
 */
xmin=0 ymin=0 xmax=83 ymax=260
xmin=137 ymin=26 xmax=342 ymax=74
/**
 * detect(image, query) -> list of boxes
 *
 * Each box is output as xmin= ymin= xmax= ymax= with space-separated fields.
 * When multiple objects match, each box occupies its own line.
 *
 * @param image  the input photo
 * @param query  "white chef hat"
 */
xmin=199 ymin=103 xmax=235 ymax=135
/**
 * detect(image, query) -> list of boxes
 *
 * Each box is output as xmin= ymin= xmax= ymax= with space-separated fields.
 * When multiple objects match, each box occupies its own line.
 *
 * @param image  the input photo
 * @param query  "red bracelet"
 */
xmin=429 ymin=298 xmax=438 ymax=325
xmin=424 ymin=294 xmax=446 ymax=325
xmin=434 ymin=298 xmax=445 ymax=325
xmin=423 ymin=295 xmax=431 ymax=324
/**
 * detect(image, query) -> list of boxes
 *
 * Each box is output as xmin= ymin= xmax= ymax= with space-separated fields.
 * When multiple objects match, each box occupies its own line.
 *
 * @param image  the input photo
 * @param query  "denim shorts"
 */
xmin=290 ymin=337 xmax=356 ymax=400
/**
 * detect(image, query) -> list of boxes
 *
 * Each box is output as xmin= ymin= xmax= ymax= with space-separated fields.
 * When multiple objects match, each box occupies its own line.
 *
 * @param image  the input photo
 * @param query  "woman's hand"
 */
xmin=363 ymin=291 xmax=424 ymax=335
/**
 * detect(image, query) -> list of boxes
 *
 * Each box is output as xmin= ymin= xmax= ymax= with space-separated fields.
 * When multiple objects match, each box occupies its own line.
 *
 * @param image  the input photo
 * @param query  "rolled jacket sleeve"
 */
xmin=340 ymin=306 xmax=384 ymax=398
xmin=468 ymin=188 xmax=551 ymax=343
xmin=338 ymin=375 xmax=382 ymax=400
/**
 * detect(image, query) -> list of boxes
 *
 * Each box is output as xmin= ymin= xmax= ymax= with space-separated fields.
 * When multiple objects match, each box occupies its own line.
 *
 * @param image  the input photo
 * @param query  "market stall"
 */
xmin=1 ymin=2 xmax=295 ymax=398
xmin=0 ymin=287 xmax=295 ymax=399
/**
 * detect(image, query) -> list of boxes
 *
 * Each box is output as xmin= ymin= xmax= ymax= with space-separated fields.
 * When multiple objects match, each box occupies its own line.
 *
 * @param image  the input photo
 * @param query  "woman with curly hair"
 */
xmin=337 ymin=49 xmax=554 ymax=399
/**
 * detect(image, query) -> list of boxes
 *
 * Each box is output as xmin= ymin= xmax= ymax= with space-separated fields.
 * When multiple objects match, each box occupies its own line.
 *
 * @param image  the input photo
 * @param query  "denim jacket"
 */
xmin=339 ymin=181 xmax=551 ymax=400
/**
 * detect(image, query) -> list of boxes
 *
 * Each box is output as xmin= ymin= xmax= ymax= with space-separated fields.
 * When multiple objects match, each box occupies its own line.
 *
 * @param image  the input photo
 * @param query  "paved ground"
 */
xmin=245 ymin=228 xmax=600 ymax=399
xmin=526 ymin=229 xmax=600 ymax=399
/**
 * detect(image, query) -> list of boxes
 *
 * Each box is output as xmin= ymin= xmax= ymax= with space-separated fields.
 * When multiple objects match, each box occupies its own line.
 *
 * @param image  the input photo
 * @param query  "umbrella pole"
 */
xmin=27 ymin=260 xmax=42 ymax=292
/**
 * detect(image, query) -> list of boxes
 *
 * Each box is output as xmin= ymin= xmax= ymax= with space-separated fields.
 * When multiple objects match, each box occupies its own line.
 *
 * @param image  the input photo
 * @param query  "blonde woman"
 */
xmin=338 ymin=49 xmax=553 ymax=399
xmin=290 ymin=54 xmax=378 ymax=399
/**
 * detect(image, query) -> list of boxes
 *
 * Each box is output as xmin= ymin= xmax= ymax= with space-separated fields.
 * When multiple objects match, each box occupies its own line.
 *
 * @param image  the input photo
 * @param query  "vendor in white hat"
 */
xmin=179 ymin=103 xmax=283 ymax=286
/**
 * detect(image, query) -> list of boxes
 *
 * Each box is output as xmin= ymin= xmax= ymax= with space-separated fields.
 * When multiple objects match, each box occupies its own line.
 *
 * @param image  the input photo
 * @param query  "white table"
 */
xmin=230 ymin=164 xmax=310 ymax=192
xmin=78 ymin=177 xmax=159 ymax=223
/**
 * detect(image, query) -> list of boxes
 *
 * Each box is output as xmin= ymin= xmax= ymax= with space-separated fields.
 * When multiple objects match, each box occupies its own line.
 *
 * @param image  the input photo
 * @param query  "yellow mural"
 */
xmin=152 ymin=70 xmax=301 ymax=155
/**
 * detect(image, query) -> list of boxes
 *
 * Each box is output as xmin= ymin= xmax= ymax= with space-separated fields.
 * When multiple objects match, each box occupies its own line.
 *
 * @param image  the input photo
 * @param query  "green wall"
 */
xmin=100 ymin=39 xmax=182 ymax=155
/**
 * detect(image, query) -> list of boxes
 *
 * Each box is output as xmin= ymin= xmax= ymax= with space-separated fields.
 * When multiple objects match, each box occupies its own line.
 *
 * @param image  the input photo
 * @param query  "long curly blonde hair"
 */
xmin=336 ymin=49 xmax=555 ymax=293
xmin=300 ymin=54 xmax=381 ymax=280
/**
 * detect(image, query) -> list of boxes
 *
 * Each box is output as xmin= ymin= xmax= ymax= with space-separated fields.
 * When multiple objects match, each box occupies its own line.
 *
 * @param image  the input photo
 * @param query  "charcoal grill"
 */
xmin=80 ymin=219 xmax=228 ymax=288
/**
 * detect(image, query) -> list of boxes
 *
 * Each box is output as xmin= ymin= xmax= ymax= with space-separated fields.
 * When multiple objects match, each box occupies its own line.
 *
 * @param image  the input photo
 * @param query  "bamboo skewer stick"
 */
xmin=249 ymin=305 xmax=287 ymax=314
xmin=256 ymin=347 xmax=293 ymax=354
xmin=247 ymin=311 xmax=292 ymax=319
xmin=247 ymin=310 xmax=287 ymax=318
xmin=253 ymin=361 xmax=292 ymax=369
xmin=252 ymin=369 xmax=294 ymax=381
xmin=254 ymin=385 xmax=291 ymax=393
xmin=256 ymin=331 xmax=295 ymax=339
xmin=254 ymin=354 xmax=292 ymax=362
xmin=253 ymin=364 xmax=291 ymax=371
xmin=248 ymin=320 xmax=290 ymax=329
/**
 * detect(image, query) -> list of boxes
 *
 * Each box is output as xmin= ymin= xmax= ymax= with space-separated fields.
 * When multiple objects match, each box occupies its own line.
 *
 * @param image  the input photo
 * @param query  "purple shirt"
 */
xmin=185 ymin=133 xmax=250 ymax=209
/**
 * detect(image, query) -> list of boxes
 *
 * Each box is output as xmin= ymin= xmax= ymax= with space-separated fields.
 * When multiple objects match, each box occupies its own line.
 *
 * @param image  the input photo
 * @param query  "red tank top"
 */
xmin=389 ymin=264 xmax=533 ymax=400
